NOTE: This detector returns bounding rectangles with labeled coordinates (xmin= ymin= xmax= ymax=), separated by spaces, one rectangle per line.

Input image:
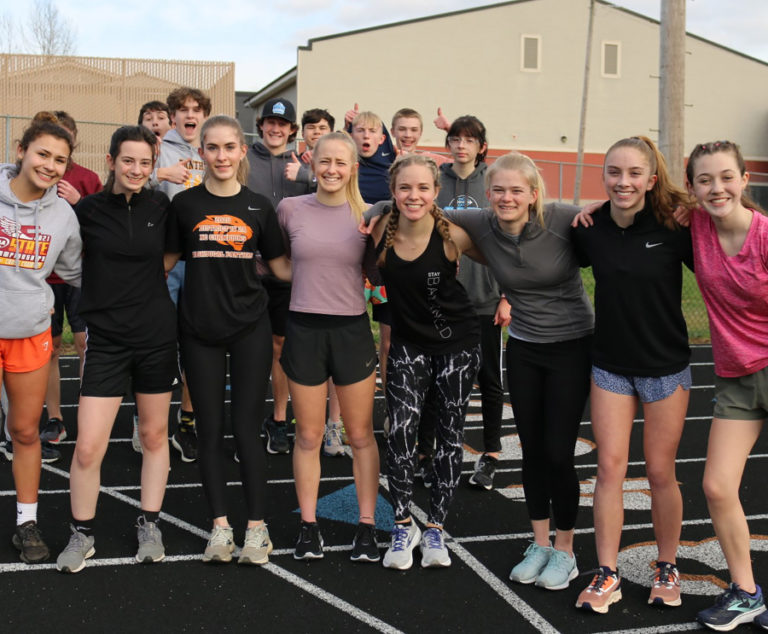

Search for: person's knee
xmin=295 ymin=424 xmax=323 ymax=451
xmin=9 ymin=425 xmax=39 ymax=446
xmin=74 ymin=438 xmax=104 ymax=470
xmin=596 ymin=452 xmax=628 ymax=484
xmin=140 ymin=423 xmax=168 ymax=453
xmin=346 ymin=422 xmax=374 ymax=450
xmin=646 ymin=460 xmax=678 ymax=492
xmin=702 ymin=471 xmax=733 ymax=506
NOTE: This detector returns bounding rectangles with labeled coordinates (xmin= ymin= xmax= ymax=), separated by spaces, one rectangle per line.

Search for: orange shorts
xmin=0 ymin=329 xmax=53 ymax=373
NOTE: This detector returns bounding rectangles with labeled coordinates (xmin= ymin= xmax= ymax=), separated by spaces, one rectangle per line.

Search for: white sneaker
xmin=382 ymin=521 xmax=421 ymax=570
xmin=322 ymin=420 xmax=345 ymax=457
xmin=420 ymin=527 xmax=451 ymax=568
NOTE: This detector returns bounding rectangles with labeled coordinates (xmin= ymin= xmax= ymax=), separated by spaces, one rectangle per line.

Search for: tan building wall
xmin=1 ymin=54 xmax=235 ymax=177
xmin=294 ymin=0 xmax=768 ymax=198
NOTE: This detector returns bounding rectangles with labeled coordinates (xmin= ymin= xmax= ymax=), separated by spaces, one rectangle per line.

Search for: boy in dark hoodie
xmin=419 ymin=115 xmax=507 ymax=491
xmin=247 ymin=98 xmax=314 ymax=454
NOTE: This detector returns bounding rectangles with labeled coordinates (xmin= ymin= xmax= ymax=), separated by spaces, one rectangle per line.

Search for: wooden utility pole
xmin=573 ymin=0 xmax=595 ymax=205
xmin=658 ymin=0 xmax=686 ymax=185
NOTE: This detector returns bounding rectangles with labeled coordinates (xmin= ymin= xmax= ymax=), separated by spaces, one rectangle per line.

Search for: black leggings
xmin=506 ymin=335 xmax=591 ymax=531
xmin=181 ymin=319 xmax=272 ymax=521
xmin=418 ymin=315 xmax=504 ymax=455
xmin=386 ymin=340 xmax=481 ymax=526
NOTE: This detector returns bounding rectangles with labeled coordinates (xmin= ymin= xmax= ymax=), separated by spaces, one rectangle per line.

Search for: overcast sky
xmin=1 ymin=0 xmax=766 ymax=92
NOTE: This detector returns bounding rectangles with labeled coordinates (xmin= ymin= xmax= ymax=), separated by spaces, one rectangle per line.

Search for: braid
xmin=377 ymin=206 xmax=401 ymax=267
xmin=430 ymin=204 xmax=459 ymax=261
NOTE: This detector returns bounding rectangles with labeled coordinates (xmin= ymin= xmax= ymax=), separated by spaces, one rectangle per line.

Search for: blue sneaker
xmin=509 ymin=542 xmax=552 ymax=584
xmin=535 ymin=549 xmax=578 ymax=590
xmin=382 ymin=521 xmax=421 ymax=570
xmin=697 ymin=583 xmax=765 ymax=631
xmin=756 ymin=607 xmax=768 ymax=630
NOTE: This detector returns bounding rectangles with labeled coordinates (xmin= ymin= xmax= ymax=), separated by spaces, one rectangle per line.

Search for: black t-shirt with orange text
xmin=166 ymin=184 xmax=285 ymax=344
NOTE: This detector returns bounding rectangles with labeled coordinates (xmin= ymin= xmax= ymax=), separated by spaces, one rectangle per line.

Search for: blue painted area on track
xmin=295 ymin=485 xmax=395 ymax=530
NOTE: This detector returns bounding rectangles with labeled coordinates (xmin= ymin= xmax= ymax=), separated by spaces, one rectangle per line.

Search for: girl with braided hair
xmin=369 ymin=154 xmax=482 ymax=570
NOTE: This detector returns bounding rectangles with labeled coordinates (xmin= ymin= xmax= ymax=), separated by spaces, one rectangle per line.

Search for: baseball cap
xmin=260 ymin=98 xmax=296 ymax=124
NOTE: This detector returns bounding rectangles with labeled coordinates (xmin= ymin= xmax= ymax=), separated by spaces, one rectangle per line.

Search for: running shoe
xmin=469 ymin=454 xmax=497 ymax=490
xmin=648 ymin=561 xmax=681 ymax=606
xmin=171 ymin=409 xmax=197 ymax=463
xmin=40 ymin=417 xmax=67 ymax=443
xmin=294 ymin=521 xmax=324 ymax=560
xmin=576 ymin=567 xmax=622 ymax=613
xmin=41 ymin=441 xmax=61 ymax=464
xmin=509 ymin=542 xmax=552 ymax=584
xmin=263 ymin=415 xmax=291 ymax=455
xmin=202 ymin=525 xmax=234 ymax=563
xmin=755 ymin=607 xmax=768 ymax=630
xmin=350 ymin=522 xmax=380 ymax=563
xmin=535 ymin=549 xmax=578 ymax=590
xmin=56 ymin=525 xmax=94 ymax=573
xmin=239 ymin=523 xmax=273 ymax=565
xmin=13 ymin=520 xmax=50 ymax=564
xmin=322 ymin=420 xmax=345 ymax=457
xmin=420 ymin=527 xmax=451 ymax=568
xmin=136 ymin=516 xmax=164 ymax=564
xmin=382 ymin=521 xmax=421 ymax=570
xmin=131 ymin=412 xmax=142 ymax=454
xmin=697 ymin=583 xmax=765 ymax=631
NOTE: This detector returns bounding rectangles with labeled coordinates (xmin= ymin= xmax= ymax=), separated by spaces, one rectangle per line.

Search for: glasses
xmin=447 ymin=136 xmax=479 ymax=145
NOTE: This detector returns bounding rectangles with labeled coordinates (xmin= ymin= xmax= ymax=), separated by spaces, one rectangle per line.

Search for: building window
xmin=602 ymin=41 xmax=621 ymax=77
xmin=521 ymin=35 xmax=541 ymax=72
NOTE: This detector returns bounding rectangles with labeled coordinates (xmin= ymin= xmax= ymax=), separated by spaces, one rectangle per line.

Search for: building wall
xmin=295 ymin=0 xmax=768 ymax=197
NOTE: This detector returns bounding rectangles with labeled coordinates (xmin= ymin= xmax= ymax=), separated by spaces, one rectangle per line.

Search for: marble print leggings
xmin=386 ymin=340 xmax=481 ymax=526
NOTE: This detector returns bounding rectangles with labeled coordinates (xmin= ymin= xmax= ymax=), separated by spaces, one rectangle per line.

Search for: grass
xmin=579 ymin=267 xmax=710 ymax=343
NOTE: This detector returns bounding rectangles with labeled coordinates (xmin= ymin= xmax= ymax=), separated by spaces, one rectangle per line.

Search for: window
xmin=602 ymin=41 xmax=621 ymax=77
xmin=521 ymin=35 xmax=541 ymax=72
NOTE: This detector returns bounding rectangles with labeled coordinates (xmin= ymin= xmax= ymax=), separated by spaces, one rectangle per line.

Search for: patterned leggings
xmin=386 ymin=340 xmax=481 ymax=526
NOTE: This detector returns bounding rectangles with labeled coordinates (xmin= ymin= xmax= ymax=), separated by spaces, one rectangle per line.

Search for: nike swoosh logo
xmin=147 ymin=222 xmax=154 ymax=227
xmin=381 ymin=152 xmax=390 ymax=157
xmin=645 ymin=242 xmax=663 ymax=248
xmin=248 ymin=206 xmax=261 ymax=211
xmin=366 ymin=358 xmax=375 ymax=368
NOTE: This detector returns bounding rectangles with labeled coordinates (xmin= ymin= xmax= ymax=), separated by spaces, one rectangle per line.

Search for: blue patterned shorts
xmin=592 ymin=365 xmax=691 ymax=403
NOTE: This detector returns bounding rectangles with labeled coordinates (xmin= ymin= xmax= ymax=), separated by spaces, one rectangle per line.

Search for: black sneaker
xmin=350 ymin=522 xmax=380 ymax=562
xmin=469 ymin=454 xmax=498 ymax=490
xmin=294 ymin=522 xmax=324 ymax=560
xmin=40 ymin=417 xmax=67 ymax=443
xmin=264 ymin=416 xmax=290 ymax=455
xmin=41 ymin=441 xmax=61 ymax=464
xmin=12 ymin=520 xmax=50 ymax=564
xmin=171 ymin=410 xmax=197 ymax=463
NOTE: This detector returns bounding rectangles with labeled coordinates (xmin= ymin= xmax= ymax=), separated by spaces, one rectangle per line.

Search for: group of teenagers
xmin=0 ymin=86 xmax=767 ymax=632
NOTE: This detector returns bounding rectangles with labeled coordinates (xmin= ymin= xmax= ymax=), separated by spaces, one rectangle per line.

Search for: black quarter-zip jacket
xmin=572 ymin=199 xmax=693 ymax=377
xmin=75 ymin=188 xmax=176 ymax=347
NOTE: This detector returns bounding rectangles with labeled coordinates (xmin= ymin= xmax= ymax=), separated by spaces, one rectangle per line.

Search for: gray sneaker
xmin=420 ymin=527 xmax=451 ymax=568
xmin=238 ymin=523 xmax=273 ymax=565
xmin=322 ymin=421 xmax=345 ymax=457
xmin=56 ymin=525 xmax=95 ymax=573
xmin=136 ymin=516 xmax=165 ymax=563
xmin=382 ymin=521 xmax=421 ymax=570
xmin=203 ymin=525 xmax=234 ymax=563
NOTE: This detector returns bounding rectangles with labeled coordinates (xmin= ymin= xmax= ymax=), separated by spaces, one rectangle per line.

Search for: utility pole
xmin=573 ymin=0 xmax=595 ymax=206
xmin=658 ymin=0 xmax=686 ymax=185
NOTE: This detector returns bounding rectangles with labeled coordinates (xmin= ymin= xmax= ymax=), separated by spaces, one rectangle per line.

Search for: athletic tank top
xmin=379 ymin=226 xmax=479 ymax=354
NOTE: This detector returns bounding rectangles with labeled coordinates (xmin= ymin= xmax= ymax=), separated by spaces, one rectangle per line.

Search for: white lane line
xmin=595 ymin=623 xmax=700 ymax=633
xmin=263 ymin=563 xmax=404 ymax=634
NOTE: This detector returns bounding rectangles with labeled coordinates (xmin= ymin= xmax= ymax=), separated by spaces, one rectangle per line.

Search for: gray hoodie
xmin=0 ymin=164 xmax=82 ymax=338
xmin=155 ymin=129 xmax=205 ymax=200
xmin=247 ymin=142 xmax=315 ymax=209
xmin=436 ymin=162 xmax=500 ymax=314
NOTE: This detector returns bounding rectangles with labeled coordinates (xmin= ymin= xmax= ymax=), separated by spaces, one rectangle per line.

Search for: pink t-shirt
xmin=691 ymin=207 xmax=768 ymax=377
xmin=277 ymin=194 xmax=372 ymax=316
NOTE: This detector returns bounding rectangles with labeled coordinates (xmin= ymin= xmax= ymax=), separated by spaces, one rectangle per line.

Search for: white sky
xmin=1 ymin=0 xmax=766 ymax=92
